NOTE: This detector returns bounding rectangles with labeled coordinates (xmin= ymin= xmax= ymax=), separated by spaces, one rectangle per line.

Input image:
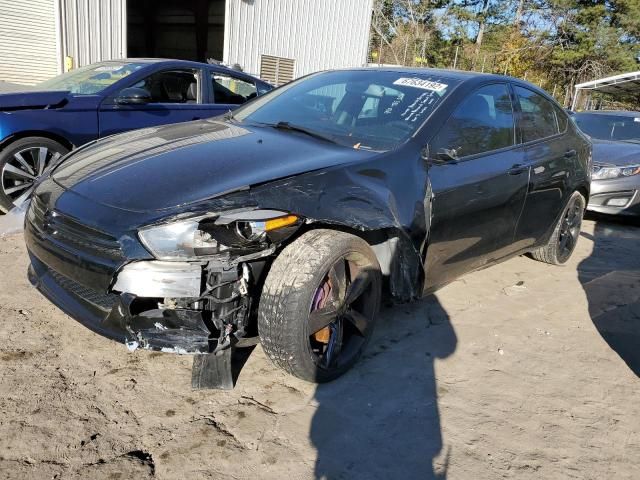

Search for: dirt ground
xmin=0 ymin=216 xmax=638 ymax=480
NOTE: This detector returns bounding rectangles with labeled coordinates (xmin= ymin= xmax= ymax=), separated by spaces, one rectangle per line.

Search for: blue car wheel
xmin=0 ymin=137 xmax=69 ymax=213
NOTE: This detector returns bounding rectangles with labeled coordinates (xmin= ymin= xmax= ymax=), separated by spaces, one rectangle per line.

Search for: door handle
xmin=564 ymin=149 xmax=577 ymax=158
xmin=508 ymin=163 xmax=527 ymax=175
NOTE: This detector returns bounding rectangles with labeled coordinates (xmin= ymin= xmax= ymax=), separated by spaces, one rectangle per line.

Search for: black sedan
xmin=25 ymin=68 xmax=591 ymax=383
xmin=572 ymin=110 xmax=640 ymax=216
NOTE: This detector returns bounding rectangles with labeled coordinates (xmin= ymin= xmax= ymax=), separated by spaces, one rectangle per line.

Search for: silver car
xmin=573 ymin=110 xmax=640 ymax=216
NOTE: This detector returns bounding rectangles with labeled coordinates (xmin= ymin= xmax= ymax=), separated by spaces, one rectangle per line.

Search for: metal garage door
xmin=0 ymin=0 xmax=60 ymax=85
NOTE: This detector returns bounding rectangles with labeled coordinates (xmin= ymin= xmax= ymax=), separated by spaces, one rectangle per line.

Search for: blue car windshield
xmin=233 ymin=70 xmax=460 ymax=151
xmin=574 ymin=113 xmax=640 ymax=143
xmin=36 ymin=62 xmax=146 ymax=95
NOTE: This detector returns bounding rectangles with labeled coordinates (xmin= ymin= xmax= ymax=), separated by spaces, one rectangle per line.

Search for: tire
xmin=0 ymin=137 xmax=69 ymax=213
xmin=530 ymin=191 xmax=585 ymax=265
xmin=258 ymin=229 xmax=382 ymax=383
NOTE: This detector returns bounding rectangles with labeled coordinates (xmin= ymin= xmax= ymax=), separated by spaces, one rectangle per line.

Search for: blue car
xmin=0 ymin=59 xmax=272 ymax=212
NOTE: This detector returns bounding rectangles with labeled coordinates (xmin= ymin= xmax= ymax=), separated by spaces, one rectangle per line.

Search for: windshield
xmin=36 ymin=62 xmax=146 ymax=95
xmin=233 ymin=70 xmax=460 ymax=151
xmin=573 ymin=113 xmax=640 ymax=143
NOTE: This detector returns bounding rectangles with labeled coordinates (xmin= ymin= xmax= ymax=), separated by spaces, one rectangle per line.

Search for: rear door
xmin=424 ymin=83 xmax=529 ymax=290
xmin=205 ymin=68 xmax=261 ymax=117
xmin=511 ymin=86 xmax=576 ymax=247
xmin=98 ymin=67 xmax=212 ymax=136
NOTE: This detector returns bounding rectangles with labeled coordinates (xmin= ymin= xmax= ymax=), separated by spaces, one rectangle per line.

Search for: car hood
xmin=51 ymin=119 xmax=375 ymax=213
xmin=0 ymin=89 xmax=70 ymax=110
xmin=592 ymin=139 xmax=640 ymax=167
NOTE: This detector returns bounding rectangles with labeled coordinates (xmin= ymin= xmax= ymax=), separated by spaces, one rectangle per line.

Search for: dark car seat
xmin=162 ymin=76 xmax=185 ymax=102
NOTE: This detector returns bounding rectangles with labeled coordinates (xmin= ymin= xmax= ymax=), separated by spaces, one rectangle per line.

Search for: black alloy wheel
xmin=308 ymin=253 xmax=379 ymax=371
xmin=258 ymin=229 xmax=382 ymax=383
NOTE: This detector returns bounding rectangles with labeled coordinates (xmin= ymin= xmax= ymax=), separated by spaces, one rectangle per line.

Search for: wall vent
xmin=260 ymin=55 xmax=295 ymax=86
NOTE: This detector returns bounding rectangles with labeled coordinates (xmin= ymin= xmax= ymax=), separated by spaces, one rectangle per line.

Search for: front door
xmin=98 ymin=68 xmax=213 ymax=137
xmin=423 ymin=83 xmax=529 ymax=291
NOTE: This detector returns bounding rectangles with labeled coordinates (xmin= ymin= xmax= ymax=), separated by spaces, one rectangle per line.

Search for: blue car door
xmin=98 ymin=67 xmax=215 ymax=137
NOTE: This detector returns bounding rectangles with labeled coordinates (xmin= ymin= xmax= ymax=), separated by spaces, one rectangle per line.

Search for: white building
xmin=0 ymin=0 xmax=373 ymax=86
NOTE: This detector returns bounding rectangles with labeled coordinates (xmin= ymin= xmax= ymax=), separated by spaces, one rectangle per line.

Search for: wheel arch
xmin=576 ymin=183 xmax=590 ymax=204
xmin=281 ymin=222 xmax=424 ymax=300
xmin=0 ymin=131 xmax=74 ymax=152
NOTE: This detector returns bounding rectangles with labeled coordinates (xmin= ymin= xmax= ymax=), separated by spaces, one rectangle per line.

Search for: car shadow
xmin=310 ymin=294 xmax=457 ymax=480
xmin=578 ymin=212 xmax=640 ymax=377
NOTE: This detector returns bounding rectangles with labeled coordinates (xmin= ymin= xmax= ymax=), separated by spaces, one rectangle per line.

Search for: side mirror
xmin=115 ymin=87 xmax=152 ymax=105
xmin=422 ymin=145 xmax=459 ymax=165
xmin=435 ymin=148 xmax=459 ymax=163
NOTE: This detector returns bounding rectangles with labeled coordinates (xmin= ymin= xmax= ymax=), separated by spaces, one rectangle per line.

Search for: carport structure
xmin=572 ymin=70 xmax=640 ymax=110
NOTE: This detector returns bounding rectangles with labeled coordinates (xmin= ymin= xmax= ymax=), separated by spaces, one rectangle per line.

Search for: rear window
xmin=233 ymin=70 xmax=461 ymax=151
xmin=211 ymin=72 xmax=257 ymax=104
xmin=514 ymin=86 xmax=560 ymax=142
xmin=573 ymin=113 xmax=640 ymax=142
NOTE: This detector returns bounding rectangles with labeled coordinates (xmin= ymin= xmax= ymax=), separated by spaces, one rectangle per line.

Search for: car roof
xmin=92 ymin=58 xmax=269 ymax=83
xmin=342 ymin=66 xmax=517 ymax=82
xmin=574 ymin=110 xmax=640 ymax=117
xmin=325 ymin=67 xmax=553 ymax=98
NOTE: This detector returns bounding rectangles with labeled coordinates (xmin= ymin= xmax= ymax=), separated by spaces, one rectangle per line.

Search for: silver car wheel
xmin=1 ymin=146 xmax=62 ymax=207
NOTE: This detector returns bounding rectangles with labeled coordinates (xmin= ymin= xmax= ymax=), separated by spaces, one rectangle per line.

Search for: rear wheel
xmin=531 ymin=191 xmax=585 ymax=265
xmin=258 ymin=229 xmax=382 ymax=383
xmin=0 ymin=137 xmax=68 ymax=213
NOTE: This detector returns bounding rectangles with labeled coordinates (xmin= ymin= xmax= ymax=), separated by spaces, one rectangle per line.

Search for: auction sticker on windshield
xmin=393 ymin=78 xmax=448 ymax=93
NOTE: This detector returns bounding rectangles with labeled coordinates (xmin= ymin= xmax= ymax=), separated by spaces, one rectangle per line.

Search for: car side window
xmin=256 ymin=83 xmax=272 ymax=95
xmin=211 ymin=72 xmax=257 ymax=104
xmin=430 ymin=83 xmax=515 ymax=159
xmin=130 ymin=69 xmax=200 ymax=104
xmin=514 ymin=86 xmax=559 ymax=142
xmin=554 ymin=105 xmax=569 ymax=133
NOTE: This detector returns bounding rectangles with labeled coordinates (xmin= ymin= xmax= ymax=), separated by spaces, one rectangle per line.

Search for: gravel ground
xmin=0 ymin=216 xmax=638 ymax=480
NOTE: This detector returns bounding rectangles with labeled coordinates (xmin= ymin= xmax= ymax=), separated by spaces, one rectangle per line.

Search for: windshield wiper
xmin=268 ymin=121 xmax=338 ymax=144
xmin=223 ymin=109 xmax=235 ymax=121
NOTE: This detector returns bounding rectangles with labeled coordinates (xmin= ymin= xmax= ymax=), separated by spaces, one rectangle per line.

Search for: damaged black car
xmin=25 ymin=68 xmax=591 ymax=383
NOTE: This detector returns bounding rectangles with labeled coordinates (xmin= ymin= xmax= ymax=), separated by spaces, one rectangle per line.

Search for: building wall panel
xmin=224 ymin=0 xmax=373 ymax=81
xmin=61 ymin=0 xmax=126 ymax=70
xmin=0 ymin=0 xmax=59 ymax=85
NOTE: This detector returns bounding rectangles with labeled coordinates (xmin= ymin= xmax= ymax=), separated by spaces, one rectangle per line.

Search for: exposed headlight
xmin=592 ymin=164 xmax=640 ymax=180
xmin=139 ymin=210 xmax=301 ymax=261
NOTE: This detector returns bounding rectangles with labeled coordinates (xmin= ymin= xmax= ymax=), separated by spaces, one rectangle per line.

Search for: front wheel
xmin=530 ymin=191 xmax=585 ymax=265
xmin=0 ymin=137 xmax=69 ymax=213
xmin=258 ymin=229 xmax=382 ymax=383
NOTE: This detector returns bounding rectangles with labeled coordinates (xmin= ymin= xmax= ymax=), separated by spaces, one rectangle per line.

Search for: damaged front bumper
xmin=28 ymin=253 xmax=264 ymax=354
xmin=23 ymin=196 xmax=285 ymax=355
xmin=27 ymin=253 xmax=249 ymax=354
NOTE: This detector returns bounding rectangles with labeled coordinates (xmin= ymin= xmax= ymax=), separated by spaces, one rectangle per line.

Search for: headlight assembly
xmin=139 ymin=210 xmax=301 ymax=261
xmin=592 ymin=164 xmax=640 ymax=180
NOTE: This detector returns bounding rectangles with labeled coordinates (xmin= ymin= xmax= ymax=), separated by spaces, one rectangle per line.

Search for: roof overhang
xmin=573 ymin=71 xmax=640 ymax=109
xmin=575 ymin=70 xmax=640 ymax=95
